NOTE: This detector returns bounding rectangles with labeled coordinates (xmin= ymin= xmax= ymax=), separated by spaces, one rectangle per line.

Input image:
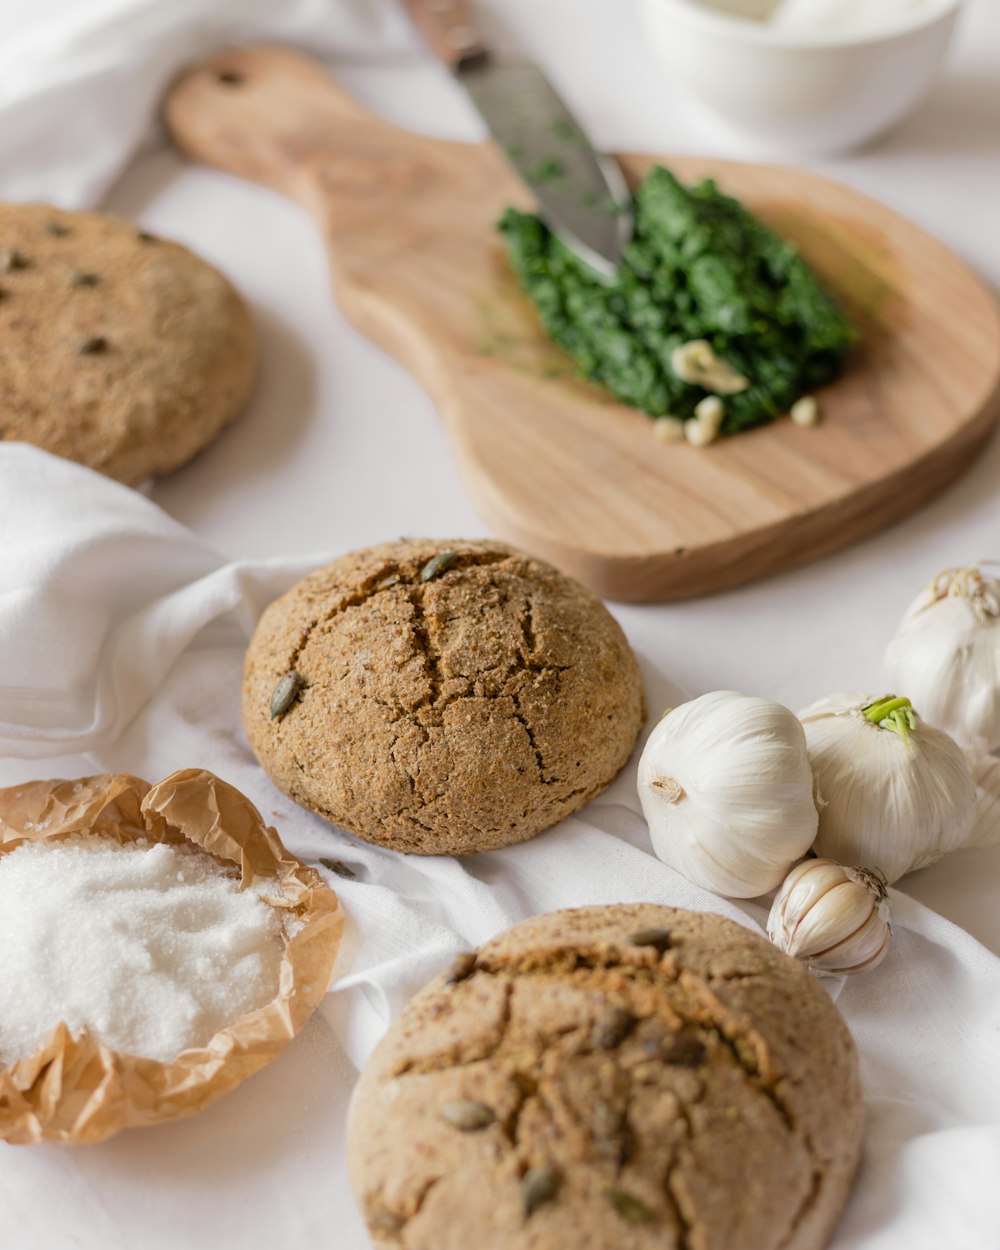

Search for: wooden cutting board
xmin=165 ymin=46 xmax=1000 ymax=603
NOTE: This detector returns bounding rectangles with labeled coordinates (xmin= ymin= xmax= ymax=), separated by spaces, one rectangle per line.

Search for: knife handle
xmin=402 ymin=0 xmax=487 ymax=70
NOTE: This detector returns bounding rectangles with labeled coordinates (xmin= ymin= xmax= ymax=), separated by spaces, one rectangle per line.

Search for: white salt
xmin=0 ymin=837 xmax=285 ymax=1066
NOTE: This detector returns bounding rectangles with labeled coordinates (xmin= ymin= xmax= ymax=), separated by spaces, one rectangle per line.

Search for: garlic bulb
xmin=767 ymin=858 xmax=891 ymax=976
xmin=885 ymin=566 xmax=1000 ymax=752
xmin=637 ymin=691 xmax=819 ymax=898
xmin=799 ymin=692 xmax=976 ymax=884
xmin=965 ymin=751 xmax=1000 ymax=851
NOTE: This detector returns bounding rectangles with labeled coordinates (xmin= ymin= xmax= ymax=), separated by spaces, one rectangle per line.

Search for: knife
xmin=402 ymin=0 xmax=633 ymax=277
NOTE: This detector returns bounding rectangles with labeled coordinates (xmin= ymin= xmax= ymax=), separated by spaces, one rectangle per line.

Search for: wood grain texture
xmin=164 ymin=47 xmax=1000 ymax=602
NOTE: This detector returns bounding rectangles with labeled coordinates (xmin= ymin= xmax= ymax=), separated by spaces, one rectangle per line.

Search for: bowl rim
xmin=638 ymin=0 xmax=964 ymax=48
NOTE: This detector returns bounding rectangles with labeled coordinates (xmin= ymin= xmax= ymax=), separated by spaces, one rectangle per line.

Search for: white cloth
xmin=0 ymin=0 xmax=416 ymax=207
xmin=2 ymin=444 xmax=1000 ymax=1250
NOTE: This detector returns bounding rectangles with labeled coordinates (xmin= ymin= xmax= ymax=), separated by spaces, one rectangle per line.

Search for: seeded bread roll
xmin=347 ymin=904 xmax=864 ymax=1250
xmin=242 ymin=539 xmax=644 ymax=855
xmin=0 ymin=203 xmax=255 ymax=483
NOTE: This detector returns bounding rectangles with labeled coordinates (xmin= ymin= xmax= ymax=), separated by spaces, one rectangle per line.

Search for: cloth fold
xmin=0 ymin=447 xmax=318 ymax=755
xmin=0 ymin=0 xmax=416 ymax=208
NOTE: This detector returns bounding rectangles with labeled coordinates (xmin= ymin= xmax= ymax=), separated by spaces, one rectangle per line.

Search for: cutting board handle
xmin=401 ymin=0 xmax=486 ymax=69
xmin=164 ymin=46 xmax=404 ymax=201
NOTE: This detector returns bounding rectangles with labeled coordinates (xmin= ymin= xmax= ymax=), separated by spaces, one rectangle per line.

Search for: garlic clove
xmin=815 ymin=907 xmax=890 ymax=974
xmin=775 ymin=858 xmax=848 ymax=918
xmin=785 ymin=881 xmax=874 ymax=957
xmin=767 ymin=858 xmax=891 ymax=976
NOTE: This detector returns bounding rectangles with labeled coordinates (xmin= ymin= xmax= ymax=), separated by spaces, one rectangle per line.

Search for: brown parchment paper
xmin=0 ymin=769 xmax=344 ymax=1145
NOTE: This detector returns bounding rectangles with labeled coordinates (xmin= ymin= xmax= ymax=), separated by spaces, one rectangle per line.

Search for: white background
xmin=2 ymin=1 xmax=1000 ymax=1247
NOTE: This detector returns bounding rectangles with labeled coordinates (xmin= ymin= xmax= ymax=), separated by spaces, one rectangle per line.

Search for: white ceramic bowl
xmin=636 ymin=0 xmax=964 ymax=152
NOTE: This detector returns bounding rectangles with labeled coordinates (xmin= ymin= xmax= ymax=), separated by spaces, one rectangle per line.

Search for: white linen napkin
xmin=0 ymin=0 xmax=415 ymax=208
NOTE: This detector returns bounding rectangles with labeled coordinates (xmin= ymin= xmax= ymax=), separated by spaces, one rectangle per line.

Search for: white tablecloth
xmin=1 ymin=2 xmax=1000 ymax=1247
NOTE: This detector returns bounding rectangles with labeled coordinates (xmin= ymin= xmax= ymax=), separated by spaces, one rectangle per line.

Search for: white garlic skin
xmin=767 ymin=858 xmax=891 ymax=976
xmin=885 ymin=567 xmax=1000 ymax=753
xmin=637 ymin=691 xmax=819 ymax=898
xmin=799 ymin=692 xmax=977 ymax=885
xmin=960 ymin=751 xmax=1000 ymax=852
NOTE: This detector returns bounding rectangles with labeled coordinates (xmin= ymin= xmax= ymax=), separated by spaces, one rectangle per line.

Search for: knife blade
xmin=402 ymin=0 xmax=633 ymax=277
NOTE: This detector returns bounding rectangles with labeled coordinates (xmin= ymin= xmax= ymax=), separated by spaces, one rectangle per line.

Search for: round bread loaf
xmin=347 ymin=904 xmax=864 ymax=1250
xmin=0 ymin=203 xmax=255 ymax=483
xmin=242 ymin=539 xmax=644 ymax=855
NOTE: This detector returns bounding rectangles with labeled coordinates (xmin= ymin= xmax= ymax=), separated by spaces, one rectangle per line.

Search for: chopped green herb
xmin=551 ymin=118 xmax=575 ymax=140
xmin=529 ymin=156 xmax=565 ymax=186
xmin=497 ymin=166 xmax=856 ymax=434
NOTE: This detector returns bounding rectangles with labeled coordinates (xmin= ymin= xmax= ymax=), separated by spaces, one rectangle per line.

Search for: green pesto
xmin=497 ymin=166 xmax=856 ymax=433
xmin=530 ymin=155 xmax=566 ymax=185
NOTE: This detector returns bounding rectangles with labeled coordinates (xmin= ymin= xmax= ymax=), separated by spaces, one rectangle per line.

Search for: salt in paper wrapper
xmin=0 ymin=769 xmax=344 ymax=1145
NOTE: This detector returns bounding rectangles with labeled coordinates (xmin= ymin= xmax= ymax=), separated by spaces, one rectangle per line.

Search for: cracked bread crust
xmin=242 ymin=539 xmax=644 ymax=855
xmin=0 ymin=203 xmax=256 ymax=484
xmin=347 ymin=904 xmax=864 ymax=1250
